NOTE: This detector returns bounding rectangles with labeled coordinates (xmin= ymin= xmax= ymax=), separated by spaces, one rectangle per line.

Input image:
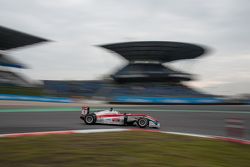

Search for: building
xmin=0 ymin=25 xmax=48 ymax=94
xmin=45 ymin=41 xmax=223 ymax=104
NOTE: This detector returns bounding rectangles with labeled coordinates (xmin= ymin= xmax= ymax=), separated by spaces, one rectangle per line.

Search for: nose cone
xmin=149 ymin=120 xmax=160 ymax=128
xmin=156 ymin=122 xmax=160 ymax=128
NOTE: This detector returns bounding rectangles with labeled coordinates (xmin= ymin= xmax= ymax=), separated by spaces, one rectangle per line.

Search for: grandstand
xmin=43 ymin=80 xmax=104 ymax=97
xmin=0 ymin=26 xmax=48 ymax=94
xmin=100 ymin=41 xmax=214 ymax=103
xmin=0 ymin=26 xmax=225 ymax=104
xmin=44 ymin=41 xmax=220 ymax=104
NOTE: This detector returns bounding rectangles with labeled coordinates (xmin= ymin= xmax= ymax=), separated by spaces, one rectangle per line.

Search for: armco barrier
xmin=0 ymin=94 xmax=73 ymax=103
xmin=113 ymin=96 xmax=224 ymax=104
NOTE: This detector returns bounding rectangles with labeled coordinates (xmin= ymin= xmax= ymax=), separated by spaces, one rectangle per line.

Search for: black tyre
xmin=137 ymin=118 xmax=148 ymax=128
xmin=84 ymin=114 xmax=96 ymax=125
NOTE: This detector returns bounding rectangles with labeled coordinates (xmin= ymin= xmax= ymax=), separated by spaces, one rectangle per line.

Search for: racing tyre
xmin=137 ymin=118 xmax=148 ymax=128
xmin=84 ymin=114 xmax=96 ymax=125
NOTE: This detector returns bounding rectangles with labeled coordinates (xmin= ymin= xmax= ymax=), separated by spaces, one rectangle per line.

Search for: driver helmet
xmin=82 ymin=105 xmax=89 ymax=115
xmin=82 ymin=105 xmax=89 ymax=110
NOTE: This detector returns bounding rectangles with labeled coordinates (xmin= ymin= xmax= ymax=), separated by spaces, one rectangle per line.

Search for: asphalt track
xmin=0 ymin=105 xmax=249 ymax=139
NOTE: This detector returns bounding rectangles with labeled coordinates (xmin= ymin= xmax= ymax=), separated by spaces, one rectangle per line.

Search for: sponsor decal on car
xmin=112 ymin=118 xmax=120 ymax=122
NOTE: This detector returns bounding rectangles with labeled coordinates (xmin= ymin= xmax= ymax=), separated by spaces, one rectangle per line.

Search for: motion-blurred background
xmin=0 ymin=0 xmax=250 ymax=104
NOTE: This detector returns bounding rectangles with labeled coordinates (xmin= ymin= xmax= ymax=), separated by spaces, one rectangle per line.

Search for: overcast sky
xmin=0 ymin=0 xmax=250 ymax=96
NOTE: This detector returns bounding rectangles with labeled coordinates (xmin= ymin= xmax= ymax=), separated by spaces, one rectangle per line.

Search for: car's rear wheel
xmin=137 ymin=118 xmax=148 ymax=128
xmin=84 ymin=114 xmax=96 ymax=125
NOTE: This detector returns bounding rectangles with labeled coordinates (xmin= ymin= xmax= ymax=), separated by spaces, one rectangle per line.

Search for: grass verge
xmin=0 ymin=131 xmax=249 ymax=167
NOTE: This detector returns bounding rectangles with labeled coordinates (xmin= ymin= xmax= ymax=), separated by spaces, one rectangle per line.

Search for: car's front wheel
xmin=137 ymin=118 xmax=148 ymax=128
xmin=84 ymin=114 xmax=96 ymax=125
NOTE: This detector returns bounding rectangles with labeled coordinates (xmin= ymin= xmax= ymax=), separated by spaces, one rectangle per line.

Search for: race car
xmin=80 ymin=106 xmax=160 ymax=128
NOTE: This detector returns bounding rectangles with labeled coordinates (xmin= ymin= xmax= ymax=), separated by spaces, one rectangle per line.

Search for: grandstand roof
xmin=100 ymin=41 xmax=205 ymax=62
xmin=0 ymin=25 xmax=48 ymax=50
xmin=0 ymin=53 xmax=25 ymax=68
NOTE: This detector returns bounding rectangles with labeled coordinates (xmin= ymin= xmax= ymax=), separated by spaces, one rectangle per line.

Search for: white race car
xmin=80 ymin=107 xmax=160 ymax=128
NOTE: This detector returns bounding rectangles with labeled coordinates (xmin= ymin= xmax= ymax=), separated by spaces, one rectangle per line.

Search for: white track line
xmin=0 ymin=128 xmax=249 ymax=144
xmin=160 ymin=131 xmax=213 ymax=138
